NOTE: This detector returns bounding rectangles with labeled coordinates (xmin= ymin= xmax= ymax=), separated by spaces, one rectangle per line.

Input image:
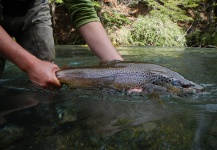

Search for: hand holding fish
xmin=28 ymin=59 xmax=61 ymax=89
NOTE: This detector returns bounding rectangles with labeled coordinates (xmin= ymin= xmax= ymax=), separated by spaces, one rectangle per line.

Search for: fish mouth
xmin=167 ymin=83 xmax=205 ymax=97
xmin=194 ymin=84 xmax=205 ymax=91
xmin=178 ymin=80 xmax=205 ymax=93
xmin=188 ymin=83 xmax=205 ymax=93
xmin=178 ymin=85 xmax=205 ymax=97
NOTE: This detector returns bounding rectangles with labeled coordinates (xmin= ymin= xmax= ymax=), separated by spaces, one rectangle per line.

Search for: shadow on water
xmin=0 ymin=46 xmax=217 ymax=149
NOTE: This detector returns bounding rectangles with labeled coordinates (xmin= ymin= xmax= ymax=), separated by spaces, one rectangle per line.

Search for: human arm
xmin=0 ymin=26 xmax=61 ymax=88
xmin=63 ymin=0 xmax=123 ymax=61
xmin=79 ymin=22 xmax=123 ymax=60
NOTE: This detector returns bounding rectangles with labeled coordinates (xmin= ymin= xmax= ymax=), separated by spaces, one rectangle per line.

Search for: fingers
xmin=28 ymin=61 xmax=62 ymax=89
xmin=44 ymin=63 xmax=61 ymax=89
xmin=43 ymin=73 xmax=62 ymax=89
xmin=48 ymin=77 xmax=62 ymax=89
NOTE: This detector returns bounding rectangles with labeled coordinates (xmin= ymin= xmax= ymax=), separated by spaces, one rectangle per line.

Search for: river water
xmin=0 ymin=46 xmax=217 ymax=149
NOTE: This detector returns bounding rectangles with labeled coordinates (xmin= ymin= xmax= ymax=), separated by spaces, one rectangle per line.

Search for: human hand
xmin=27 ymin=59 xmax=61 ymax=89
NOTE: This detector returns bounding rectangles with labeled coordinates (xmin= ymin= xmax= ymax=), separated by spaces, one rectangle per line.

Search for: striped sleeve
xmin=63 ymin=0 xmax=100 ymax=29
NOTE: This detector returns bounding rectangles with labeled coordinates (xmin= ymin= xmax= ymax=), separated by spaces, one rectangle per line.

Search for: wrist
xmin=20 ymin=54 xmax=40 ymax=74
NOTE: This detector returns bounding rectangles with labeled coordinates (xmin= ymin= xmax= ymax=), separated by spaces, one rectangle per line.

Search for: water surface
xmin=0 ymin=46 xmax=217 ymax=149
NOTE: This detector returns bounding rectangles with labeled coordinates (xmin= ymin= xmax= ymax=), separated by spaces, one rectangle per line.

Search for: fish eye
xmin=181 ymin=84 xmax=191 ymax=88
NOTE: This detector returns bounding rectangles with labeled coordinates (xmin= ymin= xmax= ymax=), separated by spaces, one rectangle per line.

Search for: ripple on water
xmin=0 ymin=46 xmax=217 ymax=149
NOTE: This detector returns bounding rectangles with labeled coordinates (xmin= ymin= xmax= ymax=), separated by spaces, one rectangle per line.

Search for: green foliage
xmin=108 ymin=26 xmax=133 ymax=46
xmin=107 ymin=12 xmax=186 ymax=47
xmin=101 ymin=12 xmax=130 ymax=28
xmin=130 ymin=14 xmax=186 ymax=46
xmin=143 ymin=0 xmax=204 ymax=22
xmin=92 ymin=0 xmax=101 ymax=10
xmin=186 ymin=29 xmax=217 ymax=46
xmin=49 ymin=0 xmax=63 ymax=3
xmin=51 ymin=0 xmax=215 ymax=47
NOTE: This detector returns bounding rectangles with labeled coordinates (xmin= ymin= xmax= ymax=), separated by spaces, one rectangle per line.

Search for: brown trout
xmin=56 ymin=61 xmax=204 ymax=96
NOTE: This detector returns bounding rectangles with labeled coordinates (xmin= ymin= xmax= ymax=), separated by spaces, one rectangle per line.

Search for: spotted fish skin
xmin=56 ymin=62 xmax=204 ymax=96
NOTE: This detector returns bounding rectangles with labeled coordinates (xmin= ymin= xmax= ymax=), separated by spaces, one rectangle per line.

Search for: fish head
xmin=150 ymin=74 xmax=204 ymax=97
xmin=169 ymin=78 xmax=204 ymax=96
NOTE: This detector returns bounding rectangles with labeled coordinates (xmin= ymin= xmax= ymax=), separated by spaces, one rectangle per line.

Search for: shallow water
xmin=0 ymin=46 xmax=217 ymax=149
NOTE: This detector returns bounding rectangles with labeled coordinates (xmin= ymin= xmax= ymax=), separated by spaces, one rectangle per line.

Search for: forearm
xmin=63 ymin=0 xmax=123 ymax=60
xmin=0 ymin=26 xmax=61 ymax=88
xmin=79 ymin=22 xmax=123 ymax=61
xmin=0 ymin=26 xmax=38 ymax=72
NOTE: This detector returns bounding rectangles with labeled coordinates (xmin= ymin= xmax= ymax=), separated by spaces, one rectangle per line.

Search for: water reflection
xmin=0 ymin=46 xmax=217 ymax=149
xmin=0 ymin=87 xmax=39 ymax=125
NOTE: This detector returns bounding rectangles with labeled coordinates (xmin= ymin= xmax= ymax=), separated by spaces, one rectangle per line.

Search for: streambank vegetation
xmin=51 ymin=0 xmax=217 ymax=47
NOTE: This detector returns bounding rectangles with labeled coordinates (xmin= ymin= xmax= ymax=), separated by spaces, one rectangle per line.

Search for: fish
xmin=56 ymin=61 xmax=204 ymax=96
